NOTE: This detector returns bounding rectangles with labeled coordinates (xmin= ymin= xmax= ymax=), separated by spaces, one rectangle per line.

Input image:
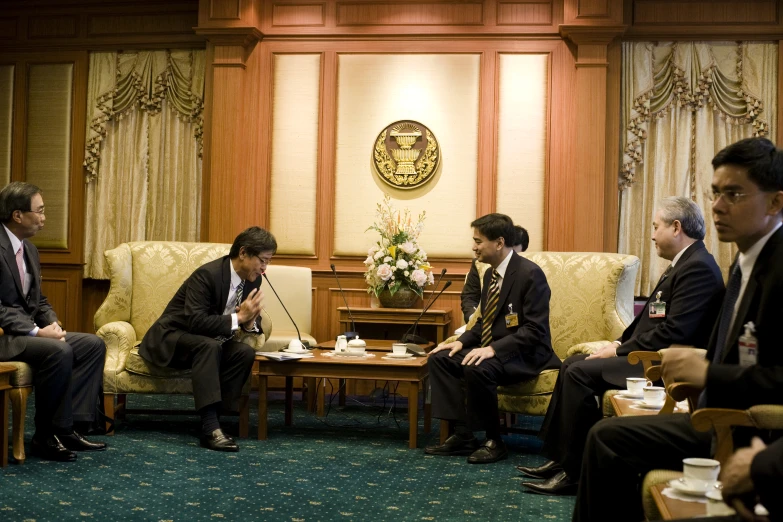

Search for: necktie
xmin=16 ymin=244 xmax=25 ymax=288
xmin=658 ymin=264 xmax=673 ymax=284
xmin=480 ymin=270 xmax=500 ymax=347
xmin=217 ymin=281 xmax=245 ymax=343
xmin=235 ymin=281 xmax=245 ymax=309
xmin=712 ymin=264 xmax=742 ymax=364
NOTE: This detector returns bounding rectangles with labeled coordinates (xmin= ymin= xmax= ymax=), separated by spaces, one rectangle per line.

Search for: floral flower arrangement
xmin=364 ymin=195 xmax=435 ymax=298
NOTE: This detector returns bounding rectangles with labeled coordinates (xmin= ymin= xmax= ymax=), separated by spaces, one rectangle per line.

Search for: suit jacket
xmin=458 ymin=252 xmax=560 ymax=381
xmin=0 ymin=229 xmax=58 ymax=360
xmin=460 ymin=260 xmax=482 ymax=323
xmin=139 ymin=256 xmax=262 ymax=367
xmin=603 ymin=241 xmax=724 ymax=385
xmin=704 ymin=226 xmax=783 ymax=410
xmin=751 ymin=437 xmax=783 ymax=520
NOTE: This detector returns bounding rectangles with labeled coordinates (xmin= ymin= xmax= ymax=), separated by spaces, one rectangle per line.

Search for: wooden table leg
xmin=1 ymin=390 xmax=8 ymax=467
xmin=422 ymin=377 xmax=431 ymax=434
xmin=257 ymin=376 xmax=268 ymax=440
xmin=408 ymin=381 xmax=419 ymax=449
xmin=238 ymin=394 xmax=249 ymax=438
xmin=316 ymin=378 xmax=325 ymax=417
xmin=305 ymin=377 xmax=316 ymax=413
xmin=338 ymin=378 xmax=346 ymax=406
xmin=285 ymin=377 xmax=293 ymax=426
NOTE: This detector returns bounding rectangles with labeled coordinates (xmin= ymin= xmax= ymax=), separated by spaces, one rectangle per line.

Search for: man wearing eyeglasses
xmin=0 ymin=181 xmax=107 ymax=462
xmin=572 ymin=137 xmax=783 ymax=522
xmin=139 ymin=226 xmax=274 ymax=451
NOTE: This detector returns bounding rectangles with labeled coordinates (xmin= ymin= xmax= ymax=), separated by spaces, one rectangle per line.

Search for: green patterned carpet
xmin=1 ymin=391 xmax=576 ymax=521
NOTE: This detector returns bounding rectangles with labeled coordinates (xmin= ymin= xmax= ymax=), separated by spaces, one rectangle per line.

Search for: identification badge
xmin=505 ymin=304 xmax=519 ymax=328
xmin=649 ymin=291 xmax=666 ymax=318
xmin=738 ymin=321 xmax=758 ymax=367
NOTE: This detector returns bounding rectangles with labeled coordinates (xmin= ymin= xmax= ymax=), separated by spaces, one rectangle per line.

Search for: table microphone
xmin=402 ymin=268 xmax=446 ymax=341
xmin=262 ymin=273 xmax=311 ymax=349
xmin=330 ymin=263 xmax=358 ymax=338
xmin=401 ymin=280 xmax=452 ymax=356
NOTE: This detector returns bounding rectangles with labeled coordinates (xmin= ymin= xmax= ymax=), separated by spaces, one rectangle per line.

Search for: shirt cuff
xmin=242 ymin=323 xmax=260 ymax=334
xmin=231 ymin=313 xmax=239 ymax=331
xmin=29 ymin=326 xmax=39 ymax=336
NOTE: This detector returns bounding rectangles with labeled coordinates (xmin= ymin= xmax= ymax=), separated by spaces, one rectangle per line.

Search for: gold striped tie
xmin=480 ymin=269 xmax=500 ymax=347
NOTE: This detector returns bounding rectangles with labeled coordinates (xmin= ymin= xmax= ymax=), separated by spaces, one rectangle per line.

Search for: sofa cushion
xmin=124 ymin=346 xmax=192 ymax=378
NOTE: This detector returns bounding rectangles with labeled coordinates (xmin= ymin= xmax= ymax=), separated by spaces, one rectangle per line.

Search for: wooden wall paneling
xmin=546 ymin=41 xmax=577 ymax=251
xmin=603 ymin=38 xmax=621 ymax=253
xmin=272 ymin=3 xmax=327 ymax=26
xmin=564 ymin=0 xmax=623 ymax=23
xmin=82 ymin=278 xmax=110 ymax=334
xmin=41 ymin=266 xmax=83 ymax=333
xmin=0 ymin=17 xmax=19 ymax=40
xmin=497 ymin=2 xmax=555 ymax=26
xmin=335 ymin=2 xmax=484 ymax=26
xmin=245 ymin=38 xmax=269 ymax=231
xmin=476 ymin=51 xmax=498 ymax=218
xmin=779 ymin=41 xmax=783 ymax=148
xmin=315 ymin=51 xmax=335 ymax=263
xmin=199 ymin=0 xmax=261 ymax=28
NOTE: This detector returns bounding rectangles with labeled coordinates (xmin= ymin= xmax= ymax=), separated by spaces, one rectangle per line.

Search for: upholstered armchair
xmin=94 ymin=242 xmax=275 ymax=438
xmin=3 ymin=354 xmax=33 ymax=464
xmin=443 ymin=252 xmax=640 ymax=432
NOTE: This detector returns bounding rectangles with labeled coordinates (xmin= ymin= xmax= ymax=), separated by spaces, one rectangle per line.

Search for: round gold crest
xmin=372 ymin=120 xmax=440 ymax=189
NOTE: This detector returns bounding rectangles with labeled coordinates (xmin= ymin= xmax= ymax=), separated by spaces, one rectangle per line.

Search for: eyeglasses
xmin=256 ymin=255 xmax=272 ymax=266
xmin=22 ymin=207 xmax=45 ymax=215
xmin=709 ymin=190 xmax=752 ymax=206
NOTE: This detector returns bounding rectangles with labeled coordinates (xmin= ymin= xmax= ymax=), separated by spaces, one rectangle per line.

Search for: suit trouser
xmin=572 ymin=413 xmax=712 ymax=522
xmin=538 ymin=354 xmax=619 ymax=477
xmin=8 ymin=332 xmax=106 ymax=434
xmin=429 ymin=349 xmax=516 ymax=435
xmin=170 ymin=333 xmax=255 ymax=411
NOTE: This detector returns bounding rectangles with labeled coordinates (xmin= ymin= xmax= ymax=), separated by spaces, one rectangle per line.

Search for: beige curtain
xmin=619 ymin=42 xmax=777 ymax=295
xmin=83 ymin=50 xmax=205 ymax=279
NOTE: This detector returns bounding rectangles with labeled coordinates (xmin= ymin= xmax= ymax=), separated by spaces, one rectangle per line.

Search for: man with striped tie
xmin=140 ymin=227 xmax=274 ymax=451
xmin=426 ymin=214 xmax=560 ymax=464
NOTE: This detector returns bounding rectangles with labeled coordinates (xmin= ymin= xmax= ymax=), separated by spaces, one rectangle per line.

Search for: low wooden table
xmin=650 ymin=482 xmax=707 ymax=519
xmin=610 ymin=394 xmax=687 ymax=417
xmin=0 ymin=363 xmax=17 ymax=467
xmin=338 ymin=306 xmax=452 ymax=344
xmin=253 ymin=349 xmax=429 ymax=448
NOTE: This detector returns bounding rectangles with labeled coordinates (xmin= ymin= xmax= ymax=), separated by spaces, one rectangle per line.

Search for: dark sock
xmin=454 ymin=423 xmax=474 ymax=440
xmin=485 ymin=429 xmax=502 ymax=443
xmin=199 ymin=404 xmax=220 ymax=436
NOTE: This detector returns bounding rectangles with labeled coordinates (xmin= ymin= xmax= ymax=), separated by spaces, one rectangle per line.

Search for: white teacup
xmin=392 ymin=343 xmax=407 ymax=355
xmin=626 ymin=377 xmax=650 ymax=397
xmin=642 ymin=385 xmax=666 ymax=406
xmin=335 ymin=335 xmax=348 ymax=352
xmin=683 ymin=458 xmax=720 ymax=484
xmin=287 ymin=339 xmax=306 ymax=352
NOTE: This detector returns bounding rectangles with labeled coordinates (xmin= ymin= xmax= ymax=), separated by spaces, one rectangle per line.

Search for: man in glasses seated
xmin=140 ymin=227 xmax=274 ymax=452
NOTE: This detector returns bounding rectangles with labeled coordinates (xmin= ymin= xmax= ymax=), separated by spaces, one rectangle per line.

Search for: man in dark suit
xmin=140 ymin=226 xmax=274 ymax=452
xmin=522 ymin=196 xmax=724 ymax=494
xmin=572 ymin=137 xmax=783 ymax=522
xmin=426 ymin=214 xmax=560 ymax=464
xmin=0 ymin=182 xmax=106 ymax=462
xmin=461 ymin=225 xmax=529 ymax=323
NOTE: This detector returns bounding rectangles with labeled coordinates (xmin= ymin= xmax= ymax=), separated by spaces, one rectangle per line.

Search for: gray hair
xmin=0 ymin=181 xmax=41 ymax=223
xmin=657 ymin=196 xmax=706 ymax=240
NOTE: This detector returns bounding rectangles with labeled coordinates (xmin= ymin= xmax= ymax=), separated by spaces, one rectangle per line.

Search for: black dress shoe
xmin=60 ymin=431 xmax=107 ymax=452
xmin=522 ymin=470 xmax=578 ymax=495
xmin=517 ymin=459 xmax=563 ymax=479
xmin=467 ymin=439 xmax=508 ymax=464
xmin=424 ymin=434 xmax=479 ymax=456
xmin=30 ymin=434 xmax=77 ymax=462
xmin=200 ymin=429 xmax=239 ymax=452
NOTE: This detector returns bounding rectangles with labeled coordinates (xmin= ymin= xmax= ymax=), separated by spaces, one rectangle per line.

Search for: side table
xmin=338 ymin=306 xmax=452 ymax=344
xmin=0 ymin=363 xmax=17 ymax=467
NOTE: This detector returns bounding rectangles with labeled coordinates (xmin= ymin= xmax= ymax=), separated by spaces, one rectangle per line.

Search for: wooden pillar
xmin=196 ymin=0 xmax=265 ymax=243
xmin=558 ymin=24 xmax=625 ymax=252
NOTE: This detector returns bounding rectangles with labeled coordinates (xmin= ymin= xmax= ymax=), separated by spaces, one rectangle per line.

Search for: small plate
xmin=384 ymin=353 xmax=414 ymax=359
xmin=634 ymin=400 xmax=665 ymax=410
xmin=282 ymin=349 xmax=308 ymax=354
xmin=333 ymin=351 xmax=367 ymax=357
xmin=669 ymin=478 xmax=718 ymax=497
xmin=616 ymin=392 xmax=644 ymax=399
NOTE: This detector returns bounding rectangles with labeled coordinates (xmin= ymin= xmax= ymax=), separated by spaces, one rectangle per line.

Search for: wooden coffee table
xmin=253 ymin=349 xmax=430 ymax=448
xmin=0 ymin=363 xmax=17 ymax=467
xmin=610 ymin=394 xmax=687 ymax=417
xmin=651 ymin=482 xmax=707 ymax=519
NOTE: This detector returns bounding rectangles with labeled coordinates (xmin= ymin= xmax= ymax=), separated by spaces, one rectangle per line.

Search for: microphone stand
xmin=330 ymin=263 xmax=358 ymax=338
xmin=401 ymin=280 xmax=452 ymax=355
xmin=405 ymin=268 xmax=447 ymax=341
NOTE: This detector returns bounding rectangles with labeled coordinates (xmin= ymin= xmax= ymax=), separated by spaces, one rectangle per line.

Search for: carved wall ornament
xmin=372 ymin=120 xmax=440 ymax=189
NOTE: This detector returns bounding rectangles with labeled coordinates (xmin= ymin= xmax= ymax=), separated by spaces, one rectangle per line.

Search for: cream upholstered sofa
xmin=94 ymin=241 xmax=314 ymax=437
xmin=446 ymin=252 xmax=639 ymax=424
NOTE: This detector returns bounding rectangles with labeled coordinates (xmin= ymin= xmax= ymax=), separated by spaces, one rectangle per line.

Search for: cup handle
xmin=646 ymin=380 xmax=653 ymax=387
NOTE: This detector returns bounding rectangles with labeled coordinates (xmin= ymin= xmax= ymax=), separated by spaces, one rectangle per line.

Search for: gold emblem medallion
xmin=372 ymin=120 xmax=440 ymax=189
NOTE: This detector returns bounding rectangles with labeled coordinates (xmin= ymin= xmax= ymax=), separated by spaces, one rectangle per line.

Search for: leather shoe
xmin=200 ymin=429 xmax=239 ymax=452
xmin=467 ymin=439 xmax=508 ymax=464
xmin=30 ymin=434 xmax=77 ymax=462
xmin=60 ymin=431 xmax=107 ymax=452
xmin=522 ymin=471 xmax=578 ymax=495
xmin=424 ymin=434 xmax=479 ymax=456
xmin=517 ymin=459 xmax=563 ymax=479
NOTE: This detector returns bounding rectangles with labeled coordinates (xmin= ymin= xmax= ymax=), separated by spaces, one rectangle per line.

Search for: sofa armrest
xmin=97 ymin=320 xmax=137 ymax=393
xmin=566 ymin=341 xmax=611 ymax=358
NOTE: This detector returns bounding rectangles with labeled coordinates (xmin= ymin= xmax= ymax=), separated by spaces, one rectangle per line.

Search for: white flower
xmin=400 ymin=241 xmax=417 ymax=254
xmin=368 ymin=246 xmax=379 ymax=256
xmin=374 ymin=250 xmax=385 ymax=260
xmin=383 ymin=256 xmax=393 ymax=263
xmin=427 ymin=271 xmax=434 ymax=284
xmin=418 ymin=248 xmax=428 ymax=260
xmin=396 ymin=259 xmax=409 ymax=270
xmin=364 ymin=255 xmax=374 ymax=266
xmin=411 ymin=269 xmax=428 ymax=287
xmin=377 ymin=264 xmax=393 ymax=281
xmin=404 ymin=270 xmax=410 ymax=277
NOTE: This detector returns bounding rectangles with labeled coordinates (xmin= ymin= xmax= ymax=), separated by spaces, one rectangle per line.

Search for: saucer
xmin=669 ymin=478 xmax=719 ymax=497
xmin=283 ymin=349 xmax=308 ymax=354
xmin=333 ymin=351 xmax=367 ymax=357
xmin=616 ymin=392 xmax=644 ymax=399
xmin=634 ymin=400 xmax=665 ymax=410
xmin=384 ymin=353 xmax=414 ymax=359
